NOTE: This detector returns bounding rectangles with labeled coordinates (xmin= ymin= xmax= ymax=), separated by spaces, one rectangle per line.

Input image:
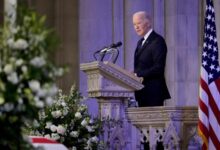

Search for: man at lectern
xmin=133 ymin=11 xmax=171 ymax=107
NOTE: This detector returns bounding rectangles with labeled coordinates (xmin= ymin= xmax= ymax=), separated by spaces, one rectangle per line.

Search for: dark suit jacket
xmin=134 ymin=31 xmax=171 ymax=107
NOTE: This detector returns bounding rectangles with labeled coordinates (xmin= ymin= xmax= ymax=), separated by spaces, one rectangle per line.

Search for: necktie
xmin=138 ymin=37 xmax=144 ymax=47
xmin=136 ymin=37 xmax=144 ymax=54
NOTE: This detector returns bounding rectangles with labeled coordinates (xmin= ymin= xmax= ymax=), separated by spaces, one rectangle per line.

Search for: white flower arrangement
xmin=0 ymin=5 xmax=65 ymax=149
xmin=30 ymin=86 xmax=102 ymax=149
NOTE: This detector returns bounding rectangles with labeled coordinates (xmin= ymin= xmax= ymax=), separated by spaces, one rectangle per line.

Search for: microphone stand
xmin=93 ymin=48 xmax=119 ymax=63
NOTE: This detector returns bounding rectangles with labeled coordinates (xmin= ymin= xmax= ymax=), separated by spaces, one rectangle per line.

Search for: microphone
xmin=99 ymin=41 xmax=122 ymax=53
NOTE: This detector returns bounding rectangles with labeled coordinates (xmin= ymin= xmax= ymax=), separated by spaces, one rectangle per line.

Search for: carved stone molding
xmin=126 ymin=106 xmax=201 ymax=149
xmin=80 ymin=61 xmax=144 ymax=98
xmin=126 ymin=106 xmax=198 ymax=127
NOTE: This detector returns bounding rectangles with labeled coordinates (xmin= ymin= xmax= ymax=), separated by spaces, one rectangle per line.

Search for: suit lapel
xmin=135 ymin=31 xmax=156 ymax=58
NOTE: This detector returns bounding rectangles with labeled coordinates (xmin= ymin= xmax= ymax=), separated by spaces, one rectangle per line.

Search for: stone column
xmin=165 ymin=0 xmax=200 ymax=106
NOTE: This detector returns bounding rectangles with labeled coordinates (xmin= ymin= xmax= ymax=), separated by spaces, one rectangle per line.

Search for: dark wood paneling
xmin=0 ymin=0 xmax=3 ymax=25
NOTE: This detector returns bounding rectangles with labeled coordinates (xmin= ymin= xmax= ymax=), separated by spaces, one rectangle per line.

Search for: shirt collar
xmin=143 ymin=28 xmax=153 ymax=40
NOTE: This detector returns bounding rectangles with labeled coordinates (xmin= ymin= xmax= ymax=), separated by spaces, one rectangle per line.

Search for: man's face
xmin=133 ymin=15 xmax=150 ymax=36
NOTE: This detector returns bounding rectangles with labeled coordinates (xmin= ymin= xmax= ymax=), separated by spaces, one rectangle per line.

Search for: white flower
xmin=33 ymin=96 xmax=44 ymax=108
xmin=57 ymin=125 xmax=66 ymax=135
xmin=44 ymin=134 xmax=51 ymax=139
xmin=3 ymin=64 xmax=13 ymax=74
xmin=78 ymin=104 xmax=87 ymax=112
xmin=3 ymin=103 xmax=14 ymax=112
xmin=81 ymin=119 xmax=88 ymax=127
xmin=13 ymin=39 xmax=28 ymax=50
xmin=72 ymin=146 xmax=77 ymax=150
xmin=11 ymin=26 xmax=20 ymax=34
xmin=89 ymin=118 xmax=94 ymax=124
xmin=45 ymin=97 xmax=53 ymax=106
xmin=18 ymin=98 xmax=23 ymax=104
xmin=15 ymin=59 xmax=23 ymax=66
xmin=51 ymin=133 xmax=60 ymax=140
xmin=35 ymin=100 xmax=44 ymax=108
xmin=62 ymin=108 xmax=68 ymax=116
xmin=86 ymin=125 xmax=94 ymax=132
xmin=45 ymin=122 xmax=52 ymax=129
xmin=50 ymin=125 xmax=57 ymax=132
xmin=51 ymin=110 xmax=62 ymax=118
xmin=70 ymin=131 xmax=79 ymax=138
xmin=7 ymin=72 xmax=19 ymax=84
xmin=33 ymin=120 xmax=40 ymax=127
xmin=29 ymin=80 xmax=40 ymax=92
xmin=75 ymin=112 xmax=82 ymax=119
xmin=30 ymin=56 xmax=46 ymax=67
xmin=21 ymin=66 xmax=27 ymax=73
xmin=61 ymin=102 xmax=66 ymax=107
xmin=86 ymin=139 xmax=92 ymax=149
xmin=7 ymin=38 xmax=15 ymax=48
xmin=91 ymin=136 xmax=98 ymax=143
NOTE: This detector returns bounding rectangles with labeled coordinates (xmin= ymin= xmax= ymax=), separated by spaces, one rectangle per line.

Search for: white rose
xmin=50 ymin=125 xmax=57 ymax=132
xmin=70 ymin=131 xmax=79 ymax=138
xmin=86 ymin=126 xmax=94 ymax=132
xmin=91 ymin=136 xmax=98 ymax=143
xmin=51 ymin=110 xmax=62 ymax=118
xmin=61 ymin=102 xmax=66 ymax=107
xmin=51 ymin=133 xmax=60 ymax=140
xmin=13 ymin=39 xmax=28 ymax=50
xmin=78 ymin=104 xmax=87 ymax=112
xmin=44 ymin=134 xmax=51 ymax=139
xmin=3 ymin=64 xmax=13 ymax=74
xmin=29 ymin=80 xmax=40 ymax=92
xmin=21 ymin=66 xmax=27 ymax=73
xmin=3 ymin=103 xmax=14 ymax=112
xmin=57 ymin=125 xmax=66 ymax=135
xmin=89 ymin=119 xmax=94 ymax=124
xmin=35 ymin=100 xmax=44 ymax=108
xmin=75 ymin=112 xmax=82 ymax=119
xmin=45 ymin=122 xmax=52 ymax=129
xmin=33 ymin=120 xmax=40 ymax=127
xmin=15 ymin=59 xmax=23 ymax=66
xmin=7 ymin=38 xmax=14 ymax=47
xmin=72 ymin=146 xmax=77 ymax=150
xmin=62 ymin=108 xmax=68 ymax=116
xmin=7 ymin=72 xmax=19 ymax=84
xmin=30 ymin=56 xmax=46 ymax=67
xmin=81 ymin=119 xmax=88 ymax=127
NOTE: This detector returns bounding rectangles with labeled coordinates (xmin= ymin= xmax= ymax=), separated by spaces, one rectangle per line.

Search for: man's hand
xmin=139 ymin=77 xmax=144 ymax=83
xmin=134 ymin=73 xmax=143 ymax=83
